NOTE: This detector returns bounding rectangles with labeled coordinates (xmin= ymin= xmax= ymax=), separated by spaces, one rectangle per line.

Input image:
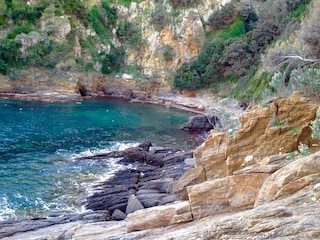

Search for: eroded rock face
xmin=124 ymin=0 xmax=227 ymax=84
xmin=187 ymin=173 xmax=269 ymax=220
xmin=255 ymin=151 xmax=320 ymax=207
xmin=193 ymin=93 xmax=320 ymax=182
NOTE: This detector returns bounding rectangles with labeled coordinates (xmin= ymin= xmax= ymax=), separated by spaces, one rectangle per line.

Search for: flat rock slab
xmin=126 ymin=201 xmax=193 ymax=232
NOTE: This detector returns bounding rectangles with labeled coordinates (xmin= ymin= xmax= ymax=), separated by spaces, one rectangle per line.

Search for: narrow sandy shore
xmin=0 ymin=90 xmax=245 ymax=125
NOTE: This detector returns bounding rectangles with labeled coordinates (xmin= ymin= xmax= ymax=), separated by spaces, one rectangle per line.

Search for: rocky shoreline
xmin=0 ymin=143 xmax=196 ymax=239
xmin=2 ymin=93 xmax=320 ymax=240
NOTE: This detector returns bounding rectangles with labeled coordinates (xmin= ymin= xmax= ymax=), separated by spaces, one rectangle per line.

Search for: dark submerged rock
xmin=0 ymin=143 xmax=194 ymax=238
xmin=84 ymin=144 xmax=194 ymax=217
xmin=181 ymin=114 xmax=220 ymax=132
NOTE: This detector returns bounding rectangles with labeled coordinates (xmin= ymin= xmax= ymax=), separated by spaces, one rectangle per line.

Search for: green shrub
xmin=0 ymin=59 xmax=8 ymax=74
xmin=116 ymin=20 xmax=143 ymax=49
xmin=289 ymin=127 xmax=299 ymax=135
xmin=265 ymin=68 xmax=320 ymax=99
xmin=25 ymin=40 xmax=73 ymax=68
xmin=298 ymin=143 xmax=310 ymax=156
xmin=207 ymin=2 xmax=236 ymax=30
xmin=289 ymin=0 xmax=311 ymax=19
xmin=11 ymin=5 xmax=44 ymax=24
xmin=7 ymin=67 xmax=26 ymax=80
xmin=173 ymin=37 xmax=225 ymax=91
xmin=7 ymin=23 xmax=32 ymax=39
xmin=101 ymin=47 xmax=125 ymax=74
xmin=290 ymin=68 xmax=320 ymax=99
xmin=63 ymin=0 xmax=88 ymax=26
xmin=88 ymin=4 xmax=114 ymax=43
xmin=0 ymin=38 xmax=22 ymax=74
xmin=220 ymin=16 xmax=246 ymax=40
xmin=101 ymin=1 xmax=117 ymax=27
xmin=89 ymin=6 xmax=107 ymax=37
xmin=311 ymin=107 xmax=320 ymax=140
xmin=162 ymin=44 xmax=175 ymax=61
xmin=25 ymin=40 xmax=53 ymax=67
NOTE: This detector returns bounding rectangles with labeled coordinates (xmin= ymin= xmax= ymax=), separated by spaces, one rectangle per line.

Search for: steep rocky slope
xmin=0 ymin=0 xmax=230 ymax=99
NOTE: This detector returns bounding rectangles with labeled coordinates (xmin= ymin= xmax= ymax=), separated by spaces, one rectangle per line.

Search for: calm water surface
xmin=0 ymin=98 xmax=193 ymax=220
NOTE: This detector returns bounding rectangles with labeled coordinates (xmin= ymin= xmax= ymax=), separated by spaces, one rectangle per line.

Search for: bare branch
xmin=278 ymin=55 xmax=320 ymax=63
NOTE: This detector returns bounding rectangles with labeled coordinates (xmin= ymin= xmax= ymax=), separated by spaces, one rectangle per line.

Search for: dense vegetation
xmin=0 ymin=0 xmax=143 ymax=76
xmin=0 ymin=0 xmax=319 ymax=102
xmin=173 ymin=0 xmax=318 ymax=102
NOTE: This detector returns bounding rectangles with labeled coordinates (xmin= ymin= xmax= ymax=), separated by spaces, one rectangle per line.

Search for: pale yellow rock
xmin=187 ymin=173 xmax=269 ymax=220
xmin=258 ymin=154 xmax=290 ymax=166
xmin=193 ymin=93 xmax=319 ymax=181
xmin=126 ymin=201 xmax=192 ymax=232
xmin=193 ymin=131 xmax=228 ymax=180
xmin=173 ymin=166 xmax=206 ymax=200
xmin=255 ymin=151 xmax=320 ymax=207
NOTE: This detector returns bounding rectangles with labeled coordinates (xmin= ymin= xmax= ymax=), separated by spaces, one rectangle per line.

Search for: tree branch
xmin=278 ymin=55 xmax=320 ymax=63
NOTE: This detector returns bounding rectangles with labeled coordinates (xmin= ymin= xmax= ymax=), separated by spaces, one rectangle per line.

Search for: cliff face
xmin=0 ymin=0 xmax=230 ymax=98
xmin=123 ymin=0 xmax=220 ymax=81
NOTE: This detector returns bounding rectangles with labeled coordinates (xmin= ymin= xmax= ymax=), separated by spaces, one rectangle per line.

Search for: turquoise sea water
xmin=0 ymin=98 xmax=193 ymax=221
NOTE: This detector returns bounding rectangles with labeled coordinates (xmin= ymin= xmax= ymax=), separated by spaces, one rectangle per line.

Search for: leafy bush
xmin=88 ymin=3 xmax=116 ymax=43
xmin=24 ymin=40 xmax=73 ymax=69
xmin=220 ymin=16 xmax=246 ymax=40
xmin=25 ymin=40 xmax=53 ymax=67
xmin=0 ymin=38 xmax=22 ymax=74
xmin=173 ymin=38 xmax=225 ymax=90
xmin=89 ymin=6 xmax=106 ymax=36
xmin=63 ymin=0 xmax=88 ymax=26
xmin=11 ymin=5 xmax=45 ymax=24
xmin=311 ymin=107 xmax=320 ymax=140
xmin=261 ymin=67 xmax=320 ymax=101
xmin=207 ymin=2 xmax=236 ymax=30
xmin=298 ymin=143 xmax=310 ymax=156
xmin=101 ymin=47 xmax=125 ymax=74
xmin=267 ymin=71 xmax=298 ymax=98
xmin=290 ymin=68 xmax=320 ymax=99
xmin=7 ymin=23 xmax=32 ymax=39
xmin=101 ymin=1 xmax=117 ymax=27
xmin=173 ymin=0 xmax=311 ymax=98
xmin=116 ymin=20 xmax=143 ymax=49
xmin=162 ymin=44 xmax=175 ymax=61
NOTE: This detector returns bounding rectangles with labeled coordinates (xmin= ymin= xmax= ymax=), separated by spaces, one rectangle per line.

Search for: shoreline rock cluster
xmin=0 ymin=143 xmax=195 ymax=238
xmin=82 ymin=143 xmax=194 ymax=220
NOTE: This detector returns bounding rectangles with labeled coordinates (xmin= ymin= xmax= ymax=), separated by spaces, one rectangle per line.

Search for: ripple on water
xmin=0 ymin=99 xmax=193 ymax=220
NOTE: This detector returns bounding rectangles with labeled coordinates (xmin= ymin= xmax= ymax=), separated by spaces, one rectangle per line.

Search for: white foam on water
xmin=0 ymin=142 xmax=140 ymax=221
xmin=0 ymin=196 xmax=16 ymax=221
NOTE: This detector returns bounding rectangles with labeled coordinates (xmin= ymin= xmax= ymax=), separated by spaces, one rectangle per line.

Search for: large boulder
xmin=255 ymin=151 xmax=320 ymax=207
xmin=126 ymin=194 xmax=144 ymax=214
xmin=187 ymin=173 xmax=270 ymax=220
xmin=173 ymin=167 xmax=206 ymax=200
xmin=181 ymin=114 xmax=219 ymax=132
xmin=126 ymin=201 xmax=192 ymax=232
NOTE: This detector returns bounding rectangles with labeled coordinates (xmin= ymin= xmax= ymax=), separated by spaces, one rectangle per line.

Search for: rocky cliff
xmin=0 ymin=0 xmax=230 ymax=99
